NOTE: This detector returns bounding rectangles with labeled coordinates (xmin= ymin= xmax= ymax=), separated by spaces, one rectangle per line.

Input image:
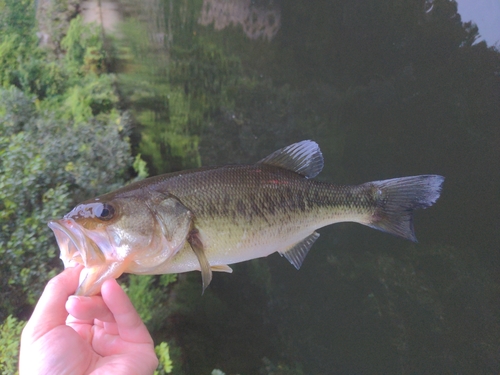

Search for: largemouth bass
xmin=48 ymin=140 xmax=444 ymax=296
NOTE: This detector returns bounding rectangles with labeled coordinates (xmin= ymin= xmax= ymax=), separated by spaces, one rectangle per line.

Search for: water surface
xmin=114 ymin=0 xmax=500 ymax=373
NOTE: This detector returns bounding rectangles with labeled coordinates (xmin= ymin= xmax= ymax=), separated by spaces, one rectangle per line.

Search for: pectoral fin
xmin=280 ymin=232 xmax=320 ymax=270
xmin=187 ymin=229 xmax=212 ymax=294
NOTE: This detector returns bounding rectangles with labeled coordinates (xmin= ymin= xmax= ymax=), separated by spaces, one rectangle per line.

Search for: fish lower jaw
xmin=64 ymin=255 xmax=84 ymax=269
xmin=78 ymin=266 xmax=90 ymax=289
xmin=74 ymin=263 xmax=111 ymax=296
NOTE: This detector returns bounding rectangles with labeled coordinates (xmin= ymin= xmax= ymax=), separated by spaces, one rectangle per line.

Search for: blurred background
xmin=0 ymin=0 xmax=499 ymax=374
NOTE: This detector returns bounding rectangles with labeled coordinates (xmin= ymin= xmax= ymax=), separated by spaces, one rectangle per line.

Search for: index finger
xmin=100 ymin=278 xmax=153 ymax=344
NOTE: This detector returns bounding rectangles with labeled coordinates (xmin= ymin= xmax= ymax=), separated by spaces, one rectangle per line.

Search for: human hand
xmin=19 ymin=265 xmax=158 ymax=375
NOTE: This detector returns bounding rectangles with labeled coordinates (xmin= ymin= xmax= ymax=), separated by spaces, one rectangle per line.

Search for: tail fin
xmin=367 ymin=175 xmax=444 ymax=242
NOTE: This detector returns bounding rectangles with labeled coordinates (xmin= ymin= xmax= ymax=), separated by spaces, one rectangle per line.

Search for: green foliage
xmin=35 ymin=0 xmax=80 ymax=53
xmin=61 ymin=16 xmax=107 ymax=75
xmin=154 ymin=341 xmax=174 ymax=374
xmin=126 ymin=275 xmax=156 ymax=323
xmin=0 ymin=32 xmax=65 ymax=98
xmin=126 ymin=274 xmax=177 ymax=327
xmin=0 ymin=315 xmax=26 ymax=375
xmin=0 ymin=14 xmax=117 ymax=102
xmin=63 ymin=74 xmax=120 ymax=123
xmin=0 ymin=1 xmax=72 ymax=99
xmin=0 ymin=5 xmax=134 ymax=319
xmin=0 ymin=0 xmax=35 ymax=39
xmin=133 ymin=154 xmax=149 ymax=180
xmin=126 ymin=273 xmax=179 ymax=375
xmin=0 ymin=87 xmax=133 ymax=318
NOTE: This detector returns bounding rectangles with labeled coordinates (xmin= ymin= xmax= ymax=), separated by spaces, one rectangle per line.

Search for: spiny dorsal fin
xmin=280 ymin=232 xmax=320 ymax=269
xmin=259 ymin=140 xmax=324 ymax=179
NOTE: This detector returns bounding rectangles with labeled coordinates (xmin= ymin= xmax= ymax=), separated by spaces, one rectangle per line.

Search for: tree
xmin=0 ymin=6 xmax=135 ymax=319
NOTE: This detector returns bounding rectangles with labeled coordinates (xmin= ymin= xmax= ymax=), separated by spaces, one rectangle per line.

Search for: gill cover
xmin=147 ymin=192 xmax=213 ymax=293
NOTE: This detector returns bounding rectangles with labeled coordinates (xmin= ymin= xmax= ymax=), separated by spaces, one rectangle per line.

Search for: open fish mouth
xmin=48 ymin=219 xmax=105 ymax=268
xmin=49 ymin=219 xmax=116 ymax=296
xmin=48 ymin=219 xmax=86 ymax=268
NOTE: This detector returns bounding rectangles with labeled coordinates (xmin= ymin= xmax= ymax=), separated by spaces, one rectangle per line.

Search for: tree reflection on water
xmin=199 ymin=0 xmax=281 ymax=41
xmin=110 ymin=0 xmax=500 ymax=373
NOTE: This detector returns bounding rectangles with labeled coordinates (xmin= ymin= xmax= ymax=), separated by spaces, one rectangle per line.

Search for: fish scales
xmin=48 ymin=140 xmax=444 ymax=295
xmin=146 ymin=165 xmax=371 ymax=223
xmin=148 ymin=165 xmax=370 ymax=261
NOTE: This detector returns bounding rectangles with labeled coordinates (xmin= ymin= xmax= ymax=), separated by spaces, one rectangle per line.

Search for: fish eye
xmin=95 ymin=203 xmax=115 ymax=221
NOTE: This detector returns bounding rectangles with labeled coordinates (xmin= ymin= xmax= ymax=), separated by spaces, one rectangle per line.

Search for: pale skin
xmin=19 ymin=265 xmax=158 ymax=375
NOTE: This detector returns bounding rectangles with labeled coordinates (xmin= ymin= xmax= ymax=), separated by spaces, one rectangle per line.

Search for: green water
xmin=116 ymin=0 xmax=500 ymax=373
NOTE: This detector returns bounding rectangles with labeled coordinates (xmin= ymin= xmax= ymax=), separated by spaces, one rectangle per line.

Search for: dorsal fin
xmin=280 ymin=232 xmax=320 ymax=269
xmin=258 ymin=140 xmax=324 ymax=179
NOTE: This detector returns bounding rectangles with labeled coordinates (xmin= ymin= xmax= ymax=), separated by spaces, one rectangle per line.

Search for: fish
xmin=48 ymin=140 xmax=444 ymax=296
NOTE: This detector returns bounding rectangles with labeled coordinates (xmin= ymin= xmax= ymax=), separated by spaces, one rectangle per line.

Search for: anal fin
xmin=280 ymin=232 xmax=320 ymax=270
xmin=187 ymin=228 xmax=212 ymax=294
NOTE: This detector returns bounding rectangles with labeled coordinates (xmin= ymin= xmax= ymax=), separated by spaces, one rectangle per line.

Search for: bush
xmin=0 ymin=315 xmax=26 ymax=375
xmin=0 ymin=14 xmax=134 ymax=319
xmin=155 ymin=341 xmax=174 ymax=374
xmin=0 ymin=87 xmax=133 ymax=319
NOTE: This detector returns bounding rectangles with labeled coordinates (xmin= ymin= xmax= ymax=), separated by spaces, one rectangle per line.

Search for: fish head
xmin=48 ymin=194 xmax=162 ymax=296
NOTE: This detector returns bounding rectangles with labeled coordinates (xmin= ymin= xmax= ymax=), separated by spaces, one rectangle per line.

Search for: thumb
xmin=23 ymin=265 xmax=83 ymax=342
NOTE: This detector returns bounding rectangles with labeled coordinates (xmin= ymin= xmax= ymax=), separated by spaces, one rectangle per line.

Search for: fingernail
xmin=68 ymin=295 xmax=80 ymax=303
